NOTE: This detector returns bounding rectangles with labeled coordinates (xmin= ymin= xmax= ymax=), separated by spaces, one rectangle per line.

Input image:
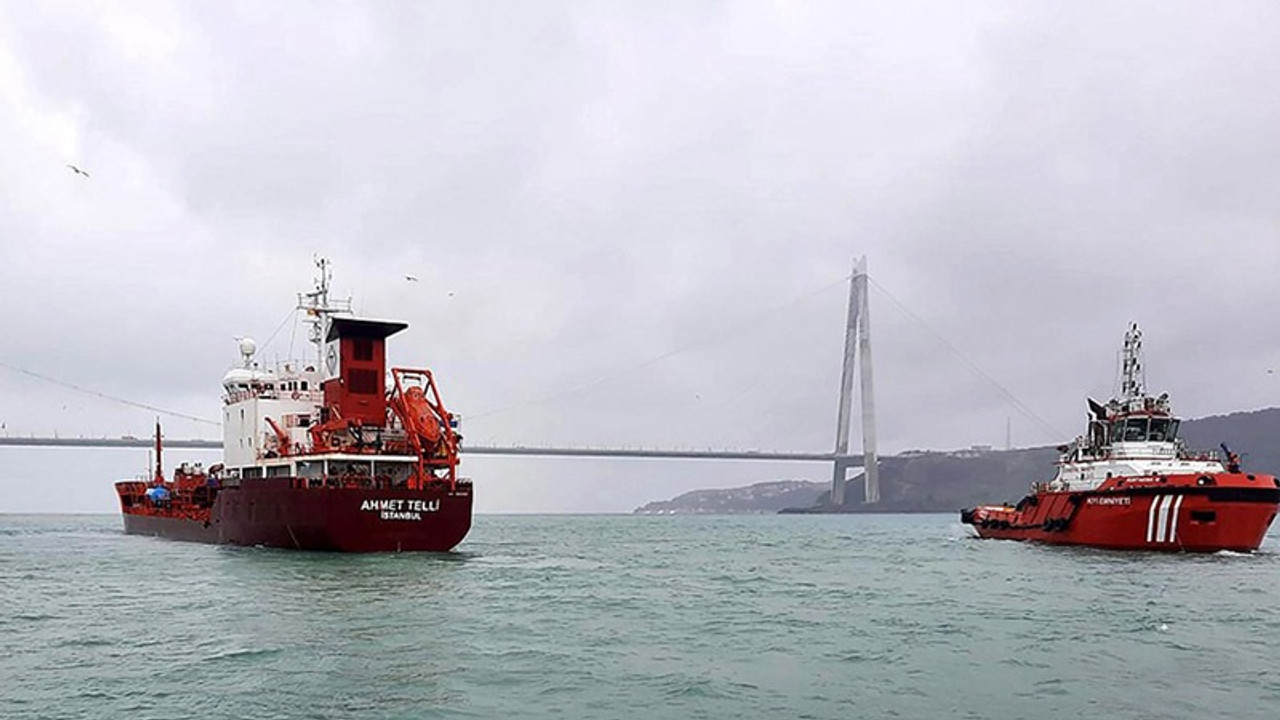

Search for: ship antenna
xmin=297 ymin=255 xmax=352 ymax=367
xmin=1120 ymin=322 xmax=1145 ymax=400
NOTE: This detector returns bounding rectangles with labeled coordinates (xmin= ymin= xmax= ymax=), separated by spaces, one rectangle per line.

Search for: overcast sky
xmin=3 ymin=1 xmax=1279 ymax=513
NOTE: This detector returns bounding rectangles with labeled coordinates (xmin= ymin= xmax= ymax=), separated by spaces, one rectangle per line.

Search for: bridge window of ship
xmin=1122 ymin=417 xmax=1148 ymax=442
xmin=1148 ymin=418 xmax=1171 ymax=441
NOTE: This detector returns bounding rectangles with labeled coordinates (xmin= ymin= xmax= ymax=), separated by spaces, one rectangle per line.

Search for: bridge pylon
xmin=831 ymin=256 xmax=879 ymax=506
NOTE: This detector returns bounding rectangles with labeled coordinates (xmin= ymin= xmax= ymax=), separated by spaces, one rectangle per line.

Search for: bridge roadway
xmin=0 ymin=436 xmax=863 ymax=463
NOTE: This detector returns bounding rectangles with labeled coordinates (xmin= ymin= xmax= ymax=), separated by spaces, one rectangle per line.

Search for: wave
xmin=202 ymin=647 xmax=284 ymax=663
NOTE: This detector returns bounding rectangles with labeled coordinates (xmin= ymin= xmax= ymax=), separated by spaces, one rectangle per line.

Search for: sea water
xmin=2 ymin=513 xmax=1278 ymax=719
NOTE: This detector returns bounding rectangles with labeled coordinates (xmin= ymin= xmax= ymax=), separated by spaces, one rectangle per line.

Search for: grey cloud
xmin=3 ymin=1 xmax=1280 ymax=512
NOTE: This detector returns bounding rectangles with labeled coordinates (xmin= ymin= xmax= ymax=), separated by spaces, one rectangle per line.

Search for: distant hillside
xmin=785 ymin=448 xmax=1062 ymax=513
xmin=795 ymin=406 xmax=1280 ymax=513
xmin=1176 ymin=408 xmax=1280 ymax=470
xmin=635 ymin=407 xmax=1280 ymax=515
xmin=633 ymin=480 xmax=826 ymax=515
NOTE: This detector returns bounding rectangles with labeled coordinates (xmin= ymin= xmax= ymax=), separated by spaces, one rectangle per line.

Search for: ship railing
xmin=222 ymin=388 xmax=323 ymax=404
xmin=289 ymin=474 xmax=449 ymax=490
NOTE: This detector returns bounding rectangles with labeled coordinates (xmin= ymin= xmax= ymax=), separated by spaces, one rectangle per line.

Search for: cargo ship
xmin=961 ymin=324 xmax=1279 ymax=552
xmin=114 ymin=259 xmax=472 ymax=552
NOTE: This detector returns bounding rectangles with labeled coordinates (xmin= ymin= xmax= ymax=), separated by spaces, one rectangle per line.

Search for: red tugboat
xmin=114 ymin=259 xmax=472 ymax=552
xmin=961 ymin=324 xmax=1280 ymax=552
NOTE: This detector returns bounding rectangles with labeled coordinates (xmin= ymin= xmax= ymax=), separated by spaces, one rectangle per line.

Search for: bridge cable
xmin=866 ymin=277 xmax=1066 ymax=441
xmin=0 ymin=305 xmax=301 ymax=431
xmin=0 ymin=359 xmax=222 ymax=427
xmin=468 ymin=272 xmax=854 ymax=422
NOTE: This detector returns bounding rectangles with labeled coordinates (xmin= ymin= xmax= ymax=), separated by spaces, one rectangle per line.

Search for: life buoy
xmin=292 ymin=391 xmax=301 ymax=400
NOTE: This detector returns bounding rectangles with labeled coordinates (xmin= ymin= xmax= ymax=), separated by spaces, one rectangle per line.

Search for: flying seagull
xmin=405 ymin=275 xmax=419 ymax=282
xmin=66 ymin=164 xmax=90 ymax=178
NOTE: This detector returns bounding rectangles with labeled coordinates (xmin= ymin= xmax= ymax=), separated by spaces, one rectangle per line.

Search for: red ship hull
xmin=118 ymin=478 xmax=473 ymax=552
xmin=962 ymin=475 xmax=1280 ymax=552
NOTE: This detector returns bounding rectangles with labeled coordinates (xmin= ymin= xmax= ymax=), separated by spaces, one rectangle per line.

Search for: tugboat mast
xmin=1120 ymin=322 xmax=1145 ymax=401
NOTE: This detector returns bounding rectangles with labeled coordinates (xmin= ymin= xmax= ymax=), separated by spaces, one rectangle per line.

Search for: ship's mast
xmin=153 ymin=419 xmax=163 ymax=484
xmin=1120 ymin=322 xmax=1145 ymax=401
xmin=296 ymin=256 xmax=352 ymax=367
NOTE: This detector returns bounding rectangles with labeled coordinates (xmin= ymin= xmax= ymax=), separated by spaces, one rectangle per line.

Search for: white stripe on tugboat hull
xmin=1154 ymin=495 xmax=1171 ymax=544
xmin=1146 ymin=494 xmax=1163 ymax=543
xmin=1167 ymin=495 xmax=1184 ymax=544
xmin=1145 ymin=494 xmax=1184 ymax=544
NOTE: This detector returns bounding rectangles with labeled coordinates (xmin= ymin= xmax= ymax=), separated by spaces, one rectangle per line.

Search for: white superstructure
xmin=220 ymin=258 xmax=367 ymax=474
xmin=1046 ymin=323 xmax=1226 ymax=492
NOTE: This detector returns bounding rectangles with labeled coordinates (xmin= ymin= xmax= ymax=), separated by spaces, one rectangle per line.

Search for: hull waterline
xmin=122 ymin=479 xmax=473 ymax=552
xmin=963 ymin=481 xmax=1280 ymax=553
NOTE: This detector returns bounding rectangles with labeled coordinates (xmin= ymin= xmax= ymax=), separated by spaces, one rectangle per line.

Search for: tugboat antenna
xmin=1120 ymin=323 xmax=1146 ymax=400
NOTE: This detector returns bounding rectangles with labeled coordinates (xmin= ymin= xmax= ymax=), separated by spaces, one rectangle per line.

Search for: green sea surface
xmin=2 ymin=513 xmax=1278 ymax=719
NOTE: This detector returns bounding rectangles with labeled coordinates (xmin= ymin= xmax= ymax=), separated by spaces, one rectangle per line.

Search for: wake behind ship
xmin=114 ymin=259 xmax=472 ymax=552
xmin=960 ymin=324 xmax=1279 ymax=552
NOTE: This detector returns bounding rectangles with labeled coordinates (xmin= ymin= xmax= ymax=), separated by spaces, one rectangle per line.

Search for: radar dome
xmin=238 ymin=337 xmax=257 ymax=359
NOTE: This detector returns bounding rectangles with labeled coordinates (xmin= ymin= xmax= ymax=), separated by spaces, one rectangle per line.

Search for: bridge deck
xmin=0 ymin=436 xmax=862 ymax=463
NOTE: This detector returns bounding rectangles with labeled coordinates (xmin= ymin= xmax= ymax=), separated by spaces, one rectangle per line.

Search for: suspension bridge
xmin=0 ymin=435 xmax=858 ymax=464
xmin=0 ymin=257 xmax=1002 ymax=507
